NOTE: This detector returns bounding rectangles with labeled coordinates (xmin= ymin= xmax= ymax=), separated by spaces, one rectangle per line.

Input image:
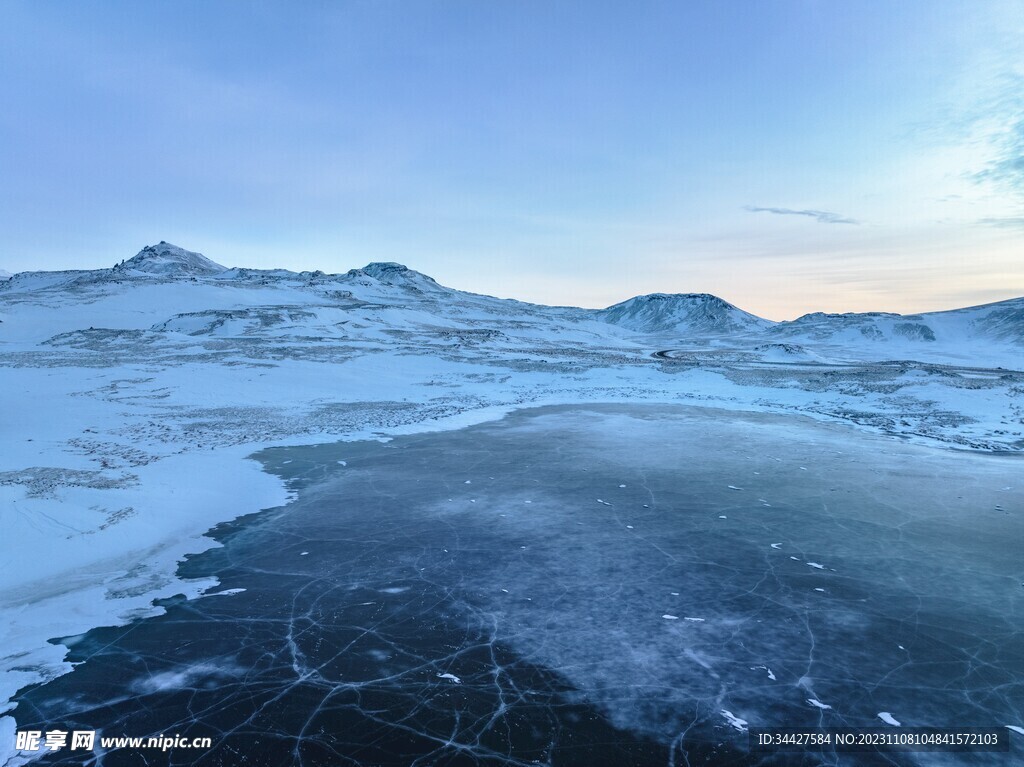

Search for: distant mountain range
xmin=3 ymin=242 xmax=1022 ymax=353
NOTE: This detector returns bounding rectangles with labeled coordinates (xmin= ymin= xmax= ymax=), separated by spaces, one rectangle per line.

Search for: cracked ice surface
xmin=10 ymin=405 xmax=1024 ymax=766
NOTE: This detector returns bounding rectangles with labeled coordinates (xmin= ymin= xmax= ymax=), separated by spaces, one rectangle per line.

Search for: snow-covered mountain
xmin=597 ymin=293 xmax=771 ymax=335
xmin=345 ymin=261 xmax=451 ymax=295
xmin=770 ymin=297 xmax=1024 ymax=353
xmin=1 ymin=243 xmax=225 ymax=298
xmin=925 ymin=297 xmax=1024 ymax=344
xmin=115 ymin=241 xmax=227 ymax=277
xmin=3 ymin=243 xmax=1023 ymax=362
xmin=0 ymin=244 xmax=624 ymax=355
xmin=0 ymin=269 xmax=12 ymax=280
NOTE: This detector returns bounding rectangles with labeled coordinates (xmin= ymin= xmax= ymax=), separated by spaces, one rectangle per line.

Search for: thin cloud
xmin=967 ymin=70 xmax=1024 ymax=199
xmin=977 ymin=216 xmax=1024 ymax=229
xmin=744 ymin=206 xmax=859 ymax=225
xmin=975 ymin=127 xmax=1024 ymax=191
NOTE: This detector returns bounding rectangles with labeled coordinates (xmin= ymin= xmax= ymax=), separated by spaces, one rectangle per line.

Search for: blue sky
xmin=1 ymin=0 xmax=1022 ymax=318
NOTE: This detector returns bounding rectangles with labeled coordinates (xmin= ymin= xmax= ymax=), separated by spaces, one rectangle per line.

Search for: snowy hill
xmin=116 ymin=241 xmax=227 ymax=276
xmin=597 ymin=293 xmax=771 ymax=335
xmin=930 ymin=296 xmax=1024 ymax=344
xmin=772 ymin=311 xmax=936 ymax=343
xmin=0 ymin=244 xmax=624 ymax=352
xmin=770 ymin=297 xmax=1024 ymax=357
xmin=0 ymin=243 xmax=225 ymax=299
xmin=0 ymin=269 xmax=12 ymax=280
xmin=346 ymin=261 xmax=450 ymax=294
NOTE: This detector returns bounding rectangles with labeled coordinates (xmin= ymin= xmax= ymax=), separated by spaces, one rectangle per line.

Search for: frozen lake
xmin=12 ymin=405 xmax=1024 ymax=765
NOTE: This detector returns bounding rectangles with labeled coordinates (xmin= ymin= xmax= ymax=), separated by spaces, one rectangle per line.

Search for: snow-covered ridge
xmin=931 ymin=296 xmax=1024 ymax=343
xmin=770 ymin=297 xmax=1024 ymax=350
xmin=1 ymin=242 xmax=1022 ymax=359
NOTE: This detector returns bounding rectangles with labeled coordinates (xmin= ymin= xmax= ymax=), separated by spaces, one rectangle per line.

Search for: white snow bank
xmin=0 ymin=445 xmax=288 ymax=718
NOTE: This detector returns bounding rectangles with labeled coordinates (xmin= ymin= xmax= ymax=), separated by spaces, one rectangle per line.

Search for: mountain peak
xmin=347 ymin=262 xmax=444 ymax=291
xmin=632 ymin=292 xmax=732 ymax=307
xmin=119 ymin=242 xmax=226 ymax=277
xmin=362 ymin=262 xmax=413 ymax=279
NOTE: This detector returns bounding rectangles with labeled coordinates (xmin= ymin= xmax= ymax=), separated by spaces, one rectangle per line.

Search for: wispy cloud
xmin=974 ymin=120 xmax=1024 ymax=191
xmin=977 ymin=216 xmax=1024 ymax=229
xmin=969 ymin=73 xmax=1024 ymax=195
xmin=744 ymin=206 xmax=859 ymax=225
xmin=974 ymin=124 xmax=1024 ymax=191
